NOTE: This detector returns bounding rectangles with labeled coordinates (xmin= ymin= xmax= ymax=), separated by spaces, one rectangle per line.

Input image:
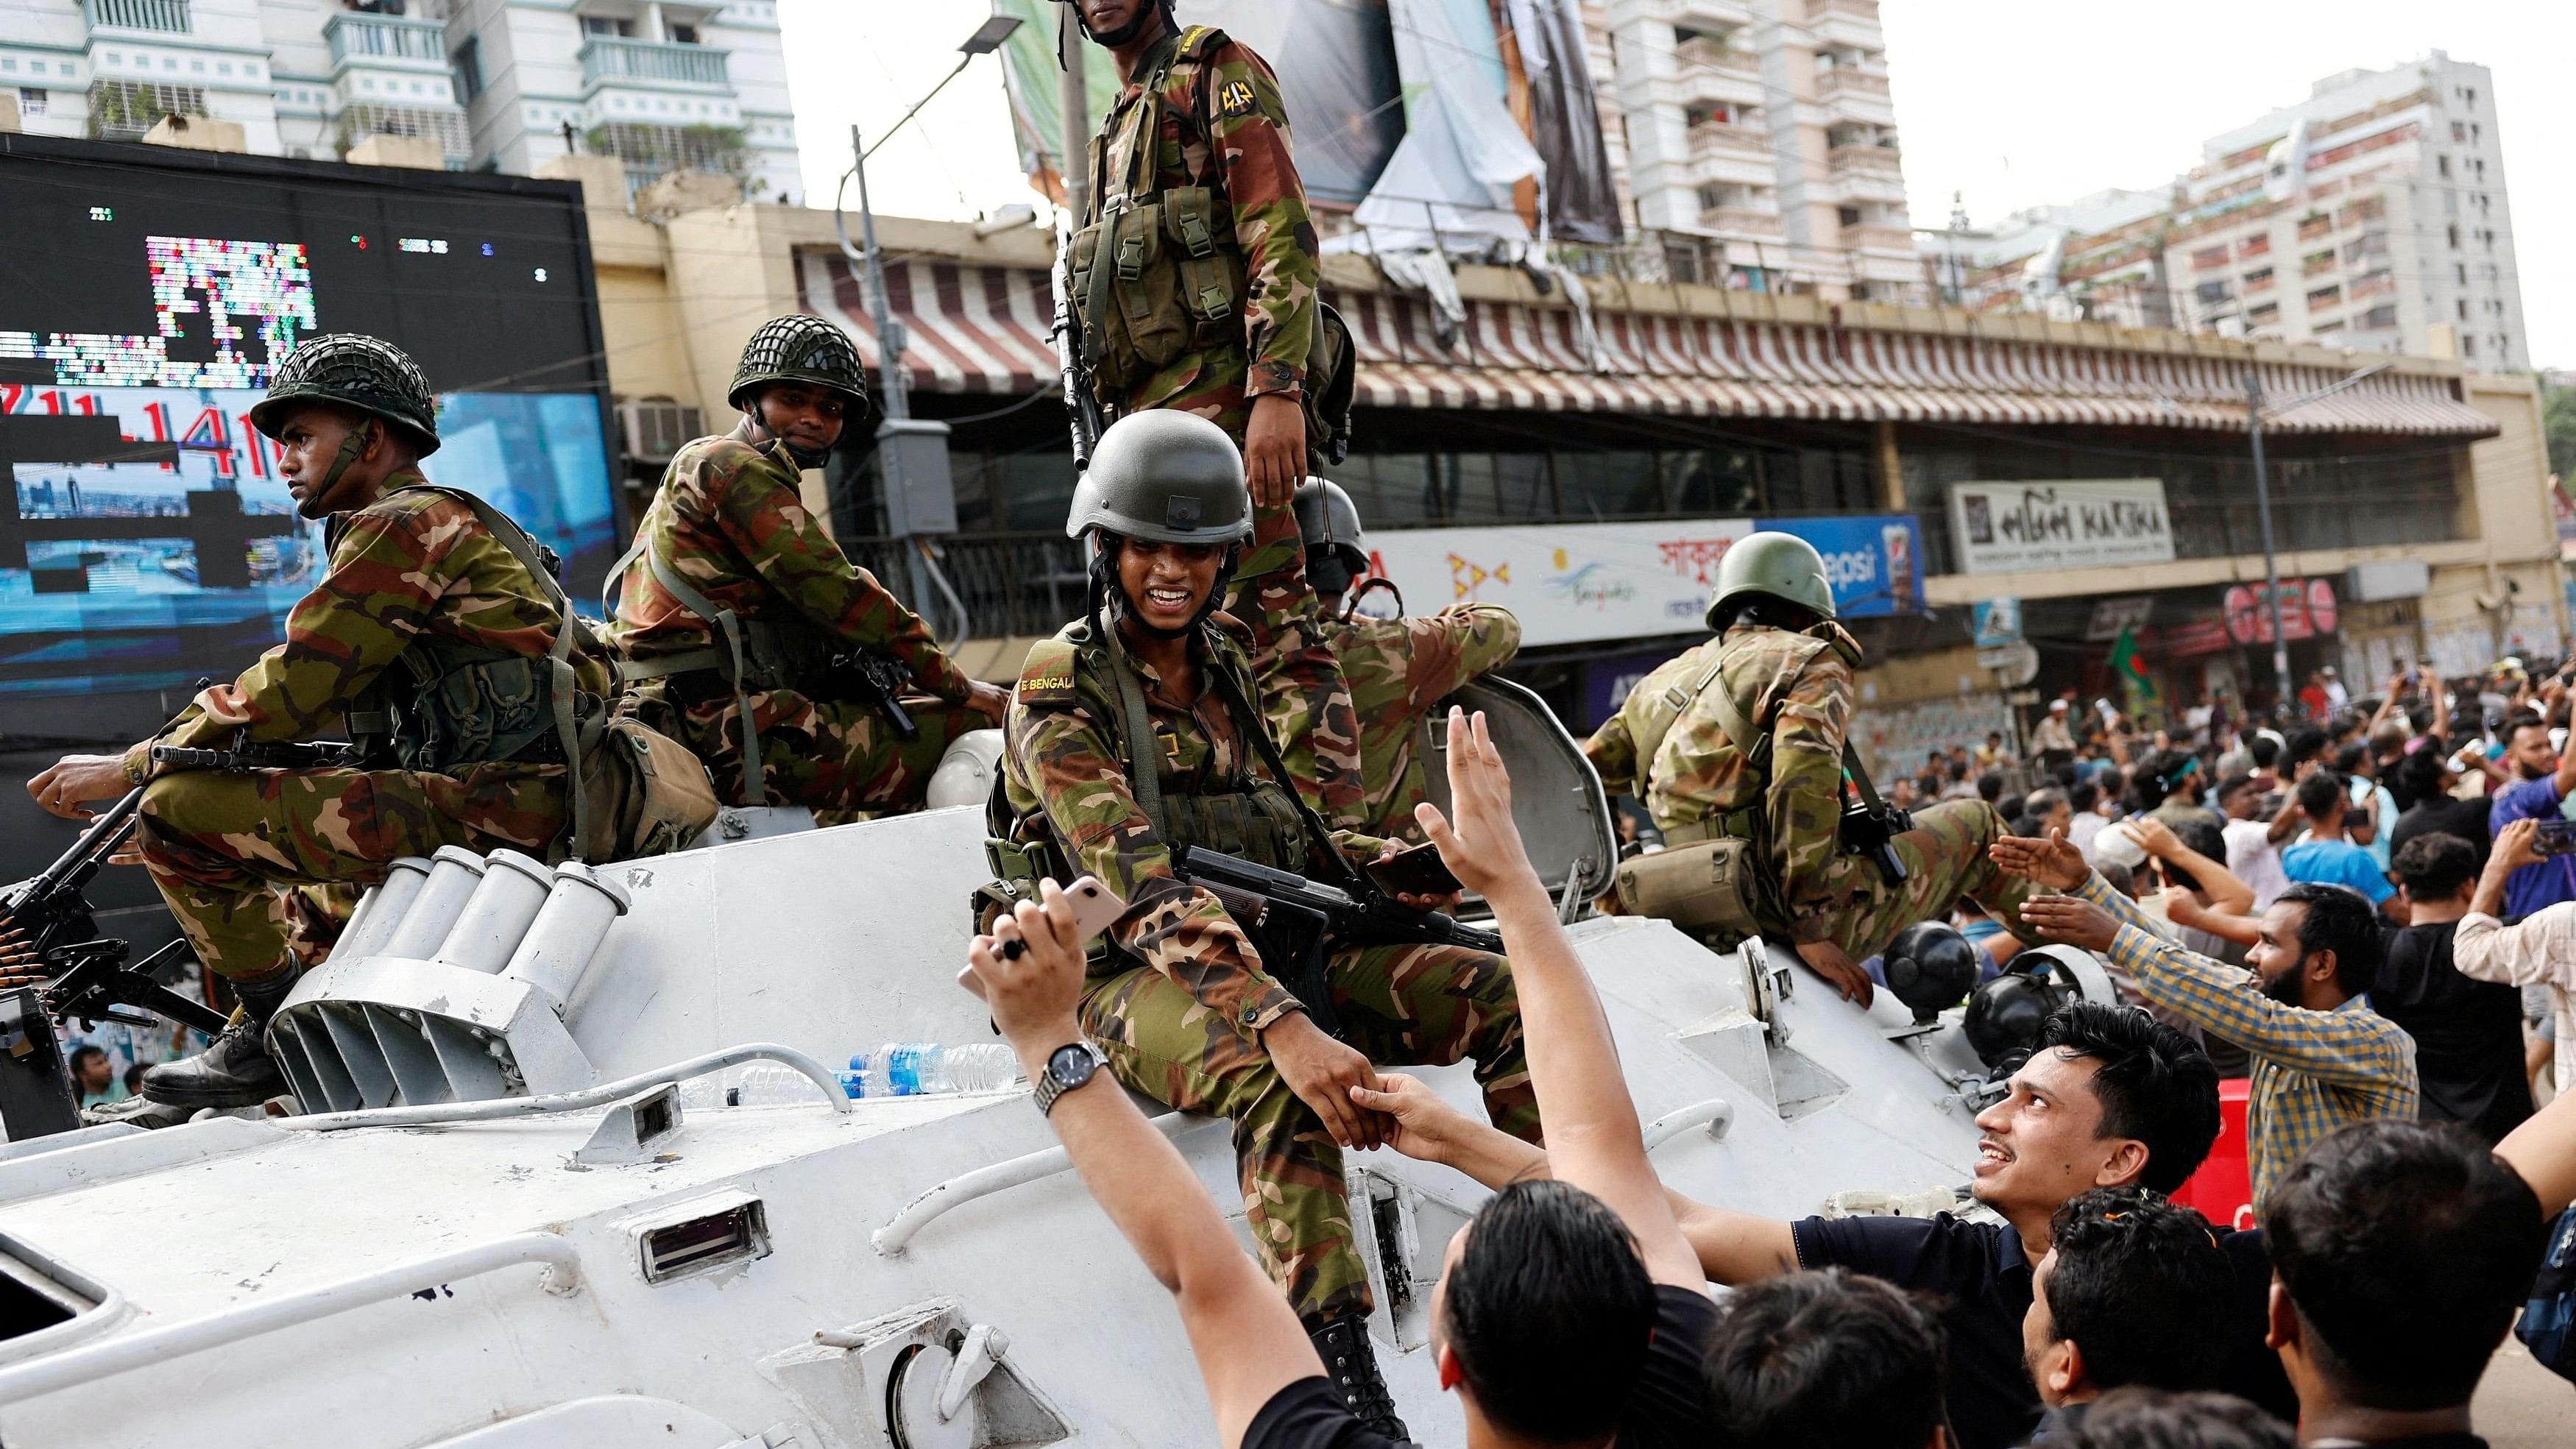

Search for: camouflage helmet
xmin=249 ymin=333 xmax=440 ymax=456
xmin=728 ymin=313 xmax=868 ymax=414
xmin=1066 ymin=410 xmax=1250 ymax=547
xmin=1293 ymin=478 xmax=1367 ymax=576
xmin=1706 ymin=530 xmax=1836 ymax=628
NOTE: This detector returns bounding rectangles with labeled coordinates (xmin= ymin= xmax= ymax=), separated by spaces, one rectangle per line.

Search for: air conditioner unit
xmin=618 ymin=397 xmax=703 ymax=462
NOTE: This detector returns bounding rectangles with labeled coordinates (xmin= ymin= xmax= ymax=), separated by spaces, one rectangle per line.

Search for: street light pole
xmin=846 ymin=123 xmax=907 ymax=425
xmin=2246 ymin=369 xmax=2291 ymax=706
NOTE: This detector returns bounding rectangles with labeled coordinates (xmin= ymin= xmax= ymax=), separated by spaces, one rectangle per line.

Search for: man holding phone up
xmin=2486 ymin=711 xmax=2576 ymax=915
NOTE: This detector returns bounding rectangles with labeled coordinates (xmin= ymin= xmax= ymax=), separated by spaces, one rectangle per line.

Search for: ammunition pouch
xmin=576 ymin=714 xmax=720 ymax=862
xmin=1613 ymin=836 xmax=1774 ymax=949
xmin=1072 ymin=188 xmax=1249 ymax=395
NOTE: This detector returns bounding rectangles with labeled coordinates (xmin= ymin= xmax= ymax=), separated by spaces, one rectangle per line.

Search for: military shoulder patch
xmin=1216 ymin=79 xmax=1258 ymax=119
xmin=1018 ymin=638 xmax=1082 ymax=707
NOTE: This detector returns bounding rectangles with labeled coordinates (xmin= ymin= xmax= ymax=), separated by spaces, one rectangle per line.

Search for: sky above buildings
xmin=792 ymin=0 xmax=2572 ymax=367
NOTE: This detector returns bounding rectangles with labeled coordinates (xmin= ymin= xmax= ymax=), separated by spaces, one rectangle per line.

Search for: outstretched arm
xmin=2497 ymin=1066 xmax=2576 ymax=1217
xmin=966 ymin=883 xmax=1320 ymax=1449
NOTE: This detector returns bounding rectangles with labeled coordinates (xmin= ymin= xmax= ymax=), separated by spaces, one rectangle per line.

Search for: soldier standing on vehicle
xmin=1585 ymin=532 xmax=2042 ymax=1006
xmin=1234 ymin=478 xmax=1521 ymax=840
xmin=26 ymin=335 xmax=618 ymax=1110
xmin=989 ymin=411 xmax=1535 ymax=1443
xmin=605 ymin=315 xmax=1006 ymax=812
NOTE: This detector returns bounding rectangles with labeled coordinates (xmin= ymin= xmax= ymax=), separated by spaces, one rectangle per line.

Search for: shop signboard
xmin=2223 ymin=578 xmax=2340 ymax=645
xmin=1945 ymin=478 xmax=2176 ymax=574
xmin=1362 ymin=519 xmax=1756 ymax=648
xmin=1760 ymin=514 xmax=1925 ymax=617
xmin=1972 ymin=598 xmax=2023 ymax=648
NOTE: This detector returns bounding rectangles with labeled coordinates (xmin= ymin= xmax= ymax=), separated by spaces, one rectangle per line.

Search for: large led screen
xmin=0 ymin=135 xmax=614 ymax=702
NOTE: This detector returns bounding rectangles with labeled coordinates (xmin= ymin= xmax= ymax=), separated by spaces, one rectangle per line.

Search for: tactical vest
xmin=990 ymin=617 xmax=1313 ymax=892
xmin=1635 ymin=628 xmax=1844 ymax=849
xmin=343 ymin=483 xmax=578 ymax=775
xmin=1068 ymin=26 xmax=1356 ymax=463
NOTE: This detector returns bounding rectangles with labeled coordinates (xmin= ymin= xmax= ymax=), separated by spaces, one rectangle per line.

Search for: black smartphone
xmin=2536 ymin=820 xmax=2576 ymax=857
xmin=1367 ymin=843 xmax=1464 ymax=897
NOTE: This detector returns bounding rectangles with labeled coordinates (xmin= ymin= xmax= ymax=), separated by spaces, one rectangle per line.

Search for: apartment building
xmin=1594 ymin=0 xmax=1922 ymax=302
xmin=1925 ymin=52 xmax=2525 ymax=370
xmin=0 ymin=0 xmax=799 ymax=196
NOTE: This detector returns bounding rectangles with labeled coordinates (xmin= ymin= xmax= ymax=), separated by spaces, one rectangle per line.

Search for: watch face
xmin=1048 ymin=1044 xmax=1098 ymax=1088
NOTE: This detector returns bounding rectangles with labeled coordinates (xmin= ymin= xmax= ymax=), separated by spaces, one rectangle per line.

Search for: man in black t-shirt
xmin=2387 ymin=749 xmax=2491 ymax=872
xmin=2379 ymin=834 xmax=2532 ymax=1143
xmin=1365 ymin=999 xmax=2293 ymax=1449
xmin=2019 ymin=1188 xmax=2236 ymax=1442
xmin=957 ymin=709 xmax=1719 ymax=1449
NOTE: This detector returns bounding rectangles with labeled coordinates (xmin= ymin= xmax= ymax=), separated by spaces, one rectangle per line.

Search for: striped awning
xmin=796 ymin=248 xmax=2498 ymax=439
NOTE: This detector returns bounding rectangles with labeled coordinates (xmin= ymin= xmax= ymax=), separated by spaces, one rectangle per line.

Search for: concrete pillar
xmin=1873 ymin=419 xmax=1903 ymax=511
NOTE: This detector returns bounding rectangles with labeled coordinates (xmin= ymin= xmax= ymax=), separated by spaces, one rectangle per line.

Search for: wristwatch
xmin=1033 ymin=1041 xmax=1108 ymax=1117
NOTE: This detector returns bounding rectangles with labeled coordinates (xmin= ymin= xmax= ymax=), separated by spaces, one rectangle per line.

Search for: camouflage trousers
xmin=1800 ymin=798 xmax=2042 ymax=962
xmin=137 ymin=762 xmax=567 ymax=987
xmin=1080 ymin=940 xmax=1539 ymax=1326
xmin=677 ymin=687 xmax=983 ymax=812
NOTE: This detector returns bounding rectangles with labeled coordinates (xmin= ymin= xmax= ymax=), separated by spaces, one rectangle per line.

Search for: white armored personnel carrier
xmin=0 ymin=684 xmax=2095 ymax=1448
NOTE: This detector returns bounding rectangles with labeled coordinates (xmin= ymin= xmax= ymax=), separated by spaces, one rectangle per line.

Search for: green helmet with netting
xmin=248 ymin=333 xmax=441 ymax=456
xmin=728 ymin=313 xmax=869 ymax=414
xmin=1706 ymin=531 xmax=1836 ymax=628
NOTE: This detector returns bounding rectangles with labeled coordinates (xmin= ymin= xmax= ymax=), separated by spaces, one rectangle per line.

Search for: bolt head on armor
xmin=1705 ymin=529 xmax=1838 ymax=628
xmin=727 ymin=313 xmax=870 ymax=415
xmin=1066 ymin=411 xmax=1253 ymax=546
xmin=249 ymin=333 xmax=442 ymax=456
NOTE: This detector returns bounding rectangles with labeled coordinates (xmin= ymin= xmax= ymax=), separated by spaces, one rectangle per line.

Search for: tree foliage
xmin=2545 ymin=386 xmax=2576 ymax=482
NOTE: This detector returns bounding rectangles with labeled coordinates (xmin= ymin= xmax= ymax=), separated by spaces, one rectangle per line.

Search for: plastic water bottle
xmin=843 ymin=1042 xmax=1025 ymax=1097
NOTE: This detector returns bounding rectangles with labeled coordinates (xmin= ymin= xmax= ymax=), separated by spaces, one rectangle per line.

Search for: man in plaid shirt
xmin=1995 ymin=831 xmax=2418 ymax=1212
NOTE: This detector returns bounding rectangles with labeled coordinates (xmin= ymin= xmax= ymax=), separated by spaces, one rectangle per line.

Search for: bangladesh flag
xmin=2110 ymin=624 xmax=2160 ymax=715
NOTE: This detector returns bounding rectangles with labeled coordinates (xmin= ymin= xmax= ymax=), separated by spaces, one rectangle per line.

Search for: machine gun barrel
xmin=1051 ymin=219 xmax=1106 ymax=468
xmin=149 ymin=739 xmax=361 ymax=773
xmin=1170 ymin=846 xmax=1506 ymax=957
xmin=15 ymin=787 xmax=144 ymax=913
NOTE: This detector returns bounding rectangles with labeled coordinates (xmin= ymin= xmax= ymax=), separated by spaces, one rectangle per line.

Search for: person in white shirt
xmin=2213 ymin=771 xmax=2295 ymax=913
xmin=2067 ymin=780 xmax=2108 ymax=862
xmin=2452 ymin=817 xmax=2576 ymax=1098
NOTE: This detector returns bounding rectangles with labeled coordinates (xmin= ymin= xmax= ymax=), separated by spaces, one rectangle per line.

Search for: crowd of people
xmin=970 ymin=706 xmax=2576 ymax=1449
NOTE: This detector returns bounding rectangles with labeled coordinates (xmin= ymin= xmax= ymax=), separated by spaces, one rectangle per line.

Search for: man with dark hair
xmin=2216 ymin=771 xmax=2295 ymax=913
xmin=1359 ymin=999 xmax=2279 ymax=1449
xmin=2388 ymin=748 xmax=2488 ymax=870
xmin=2021 ymin=1188 xmax=2235 ymax=1441
xmin=2265 ymin=1120 xmax=2550 ymax=1445
xmin=68 ymin=1044 xmax=114 ymax=1105
xmin=2025 ymin=789 xmax=2073 ymax=841
xmin=2280 ymin=773 xmax=2401 ymax=923
xmin=2005 ymin=830 xmax=2419 ymax=1211
xmin=1702 ymin=1268 xmax=1950 ymax=1449
xmin=2137 ymin=750 xmax=2222 ymax=833
xmin=2062 ymin=1388 xmax=2293 ymax=1449
xmin=2379 ymin=833 xmax=2532 ymax=1143
xmin=2067 ymin=781 xmax=2106 ymax=860
xmin=958 ymin=712 xmax=1716 ymax=1449
xmin=2485 ymin=711 xmax=2576 ymax=915
xmin=2282 ymin=727 xmax=2327 ymax=779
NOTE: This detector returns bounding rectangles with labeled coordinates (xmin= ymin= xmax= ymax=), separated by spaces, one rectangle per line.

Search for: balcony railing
xmin=1701 ymin=206 xmax=1784 ymax=238
xmin=1811 ymin=0 xmax=1880 ymax=21
xmin=1674 ymin=36 xmax=1761 ymax=77
xmin=1840 ymin=222 xmax=1914 ymax=253
xmin=326 ymin=13 xmax=447 ymax=66
xmin=1826 ymin=143 xmax=1903 ymax=177
xmin=1688 ymin=122 xmax=1771 ymax=159
xmin=80 ymin=0 xmax=188 ymax=34
xmin=1815 ymin=68 xmax=1891 ymax=101
xmin=581 ymin=36 xmax=730 ymax=88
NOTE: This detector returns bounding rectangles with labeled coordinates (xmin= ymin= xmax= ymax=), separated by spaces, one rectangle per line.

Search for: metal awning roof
xmin=797 ymin=249 xmax=2499 ymax=439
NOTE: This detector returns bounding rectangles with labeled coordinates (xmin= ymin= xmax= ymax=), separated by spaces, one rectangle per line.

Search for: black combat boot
xmin=140 ymin=968 xmax=298 ymax=1108
xmin=1308 ymin=1316 xmax=1415 ymax=1446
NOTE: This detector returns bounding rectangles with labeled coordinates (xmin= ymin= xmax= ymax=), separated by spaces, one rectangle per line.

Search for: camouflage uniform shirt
xmin=1000 ymin=616 xmax=1381 ymax=1039
xmin=606 ymin=428 xmax=972 ymax=706
xmin=126 ymin=472 xmax=612 ymax=777
xmin=1584 ymin=623 xmax=1862 ymax=944
xmin=1092 ymin=24 xmax=1320 ymax=425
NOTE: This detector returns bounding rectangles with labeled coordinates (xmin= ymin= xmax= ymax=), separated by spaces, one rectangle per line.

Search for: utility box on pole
xmin=876 ymin=418 xmax=958 ymax=536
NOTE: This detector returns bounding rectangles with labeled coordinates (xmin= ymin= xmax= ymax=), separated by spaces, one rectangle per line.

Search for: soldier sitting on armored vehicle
xmin=963 ymin=709 xmax=1713 ymax=1449
xmin=1585 ymin=531 xmax=2045 ymax=1006
xmin=605 ymin=315 xmax=1007 ymax=813
xmin=1230 ymin=478 xmax=1519 ymax=841
xmin=26 ymin=335 xmax=620 ymax=1113
xmin=986 ymin=411 xmax=1537 ymax=1443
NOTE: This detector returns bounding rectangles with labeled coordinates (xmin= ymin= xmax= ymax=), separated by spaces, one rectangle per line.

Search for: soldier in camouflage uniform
xmin=1236 ymin=478 xmax=1520 ymax=840
xmin=604 ymin=316 xmax=1006 ymax=811
xmin=991 ymin=411 xmax=1533 ymax=1442
xmin=28 ymin=335 xmax=614 ymax=1110
xmin=1584 ymin=532 xmax=2040 ymax=1007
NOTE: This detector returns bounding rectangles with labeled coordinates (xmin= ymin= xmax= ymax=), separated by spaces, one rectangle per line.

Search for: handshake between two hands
xmin=958 ymin=708 xmax=1541 ymax=1150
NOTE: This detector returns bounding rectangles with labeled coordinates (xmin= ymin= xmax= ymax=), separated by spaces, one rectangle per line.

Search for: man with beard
xmin=2002 ymin=832 xmax=2419 ymax=1211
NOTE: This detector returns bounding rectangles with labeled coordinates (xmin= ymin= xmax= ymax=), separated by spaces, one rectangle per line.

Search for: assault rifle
xmin=1170 ymin=844 xmax=1506 ymax=1038
xmin=149 ymin=735 xmax=363 ymax=773
xmin=1050 ymin=216 xmax=1107 ymax=467
xmin=821 ymin=650 xmax=919 ymax=741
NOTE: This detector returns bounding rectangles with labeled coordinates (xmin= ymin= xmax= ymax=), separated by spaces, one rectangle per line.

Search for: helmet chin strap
xmin=1075 ymin=0 xmax=1172 ymax=49
xmin=1089 ymin=534 xmax=1238 ymax=642
xmin=740 ymin=410 xmax=830 ymax=470
xmin=301 ymin=419 xmax=378 ymax=518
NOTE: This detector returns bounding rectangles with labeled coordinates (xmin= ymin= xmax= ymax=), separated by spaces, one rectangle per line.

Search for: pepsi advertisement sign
xmin=1761 ymin=514 xmax=1925 ymax=618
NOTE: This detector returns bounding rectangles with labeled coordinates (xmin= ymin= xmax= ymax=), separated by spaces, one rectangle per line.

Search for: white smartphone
xmin=987 ymin=876 xmax=1128 ymax=968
